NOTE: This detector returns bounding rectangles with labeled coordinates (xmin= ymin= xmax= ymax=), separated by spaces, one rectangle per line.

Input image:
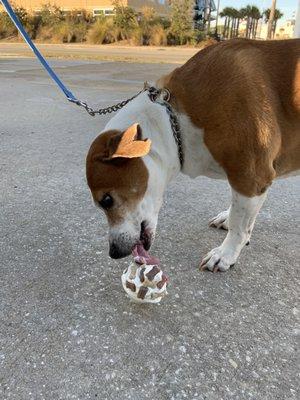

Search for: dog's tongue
xmin=133 ymin=244 xmax=160 ymax=265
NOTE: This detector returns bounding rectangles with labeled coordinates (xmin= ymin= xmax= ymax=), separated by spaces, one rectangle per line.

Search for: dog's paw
xmin=209 ymin=210 xmax=229 ymax=230
xmin=200 ymin=244 xmax=238 ymax=272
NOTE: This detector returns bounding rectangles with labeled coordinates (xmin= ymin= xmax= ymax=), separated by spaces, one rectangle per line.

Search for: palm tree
xmin=220 ymin=7 xmax=231 ymax=38
xmin=250 ymin=6 xmax=261 ymax=39
xmin=238 ymin=7 xmax=247 ymax=37
xmin=240 ymin=5 xmax=252 ymax=38
xmin=263 ymin=8 xmax=284 ymax=38
xmin=229 ymin=8 xmax=240 ymax=38
xmin=234 ymin=9 xmax=244 ymax=37
xmin=240 ymin=5 xmax=262 ymax=39
xmin=221 ymin=7 xmax=239 ymax=39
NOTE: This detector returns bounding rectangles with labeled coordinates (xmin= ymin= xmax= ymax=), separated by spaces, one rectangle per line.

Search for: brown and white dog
xmin=86 ymin=39 xmax=300 ymax=272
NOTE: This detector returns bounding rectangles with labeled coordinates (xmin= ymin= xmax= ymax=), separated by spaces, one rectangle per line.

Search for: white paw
xmin=200 ymin=244 xmax=239 ymax=272
xmin=209 ymin=209 xmax=230 ymax=230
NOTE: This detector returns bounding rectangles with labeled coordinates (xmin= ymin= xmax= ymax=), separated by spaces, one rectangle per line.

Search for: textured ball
xmin=121 ymin=262 xmax=168 ymax=304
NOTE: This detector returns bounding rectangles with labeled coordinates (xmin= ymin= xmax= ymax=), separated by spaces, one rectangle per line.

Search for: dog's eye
xmin=99 ymin=194 xmax=114 ymax=210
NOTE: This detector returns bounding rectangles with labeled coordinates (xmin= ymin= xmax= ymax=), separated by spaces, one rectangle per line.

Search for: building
xmin=1 ymin=1 xmax=170 ymax=17
xmin=274 ymin=19 xmax=295 ymax=39
xmin=257 ymin=19 xmax=295 ymax=40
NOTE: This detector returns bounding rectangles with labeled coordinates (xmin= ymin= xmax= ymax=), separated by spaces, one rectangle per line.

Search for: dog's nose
xmin=109 ymin=242 xmax=132 ymax=259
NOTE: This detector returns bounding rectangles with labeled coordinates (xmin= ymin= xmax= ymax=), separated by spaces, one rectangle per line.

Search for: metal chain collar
xmin=74 ymin=83 xmax=184 ymax=168
xmin=146 ymin=86 xmax=184 ymax=168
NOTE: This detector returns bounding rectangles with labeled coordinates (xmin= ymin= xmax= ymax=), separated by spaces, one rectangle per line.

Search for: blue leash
xmin=0 ymin=0 xmax=145 ymax=116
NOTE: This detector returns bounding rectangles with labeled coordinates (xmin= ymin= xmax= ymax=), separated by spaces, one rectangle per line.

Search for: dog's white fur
xmin=105 ymin=92 xmax=179 ymax=247
xmin=201 ymin=190 xmax=267 ymax=271
xmin=102 ymin=91 xmax=271 ymax=269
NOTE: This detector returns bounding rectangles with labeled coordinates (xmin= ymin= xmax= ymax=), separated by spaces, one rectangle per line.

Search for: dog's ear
xmin=107 ymin=123 xmax=151 ymax=160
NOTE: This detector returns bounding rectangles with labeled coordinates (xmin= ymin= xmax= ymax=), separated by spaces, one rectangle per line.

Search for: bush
xmin=38 ymin=4 xmax=64 ymax=27
xmin=149 ymin=25 xmax=167 ymax=46
xmin=168 ymin=0 xmax=194 ymax=45
xmin=36 ymin=5 xmax=89 ymax=43
xmin=112 ymin=1 xmax=138 ymax=41
xmin=0 ymin=11 xmax=17 ymax=39
xmin=130 ymin=6 xmax=167 ymax=46
xmin=50 ymin=21 xmax=87 ymax=43
xmin=0 ymin=6 xmax=31 ymax=39
xmin=35 ymin=4 xmax=62 ymax=42
xmin=88 ymin=17 xmax=117 ymax=44
xmin=128 ymin=26 xmax=144 ymax=46
xmin=65 ymin=9 xmax=93 ymax=25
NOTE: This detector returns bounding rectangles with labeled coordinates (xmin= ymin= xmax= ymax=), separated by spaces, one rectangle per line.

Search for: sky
xmin=218 ymin=0 xmax=298 ymax=21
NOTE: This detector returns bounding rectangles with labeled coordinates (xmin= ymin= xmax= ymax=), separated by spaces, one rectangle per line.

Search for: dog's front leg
xmin=200 ymin=189 xmax=267 ymax=272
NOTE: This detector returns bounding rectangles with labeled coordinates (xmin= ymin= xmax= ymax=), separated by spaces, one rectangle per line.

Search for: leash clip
xmin=69 ymin=98 xmax=96 ymax=116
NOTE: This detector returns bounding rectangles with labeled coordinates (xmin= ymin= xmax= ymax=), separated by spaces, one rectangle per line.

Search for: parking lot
xmin=0 ymin=57 xmax=299 ymax=399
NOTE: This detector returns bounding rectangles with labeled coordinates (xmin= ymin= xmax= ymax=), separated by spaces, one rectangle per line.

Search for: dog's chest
xmin=179 ymin=113 xmax=226 ymax=180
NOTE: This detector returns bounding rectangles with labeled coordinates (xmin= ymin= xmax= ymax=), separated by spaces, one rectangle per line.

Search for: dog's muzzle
xmin=109 ymin=242 xmax=132 ymax=259
xmin=109 ymin=221 xmax=152 ymax=259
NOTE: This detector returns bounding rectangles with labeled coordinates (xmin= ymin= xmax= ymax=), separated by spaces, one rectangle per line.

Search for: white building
xmin=257 ymin=19 xmax=295 ymax=40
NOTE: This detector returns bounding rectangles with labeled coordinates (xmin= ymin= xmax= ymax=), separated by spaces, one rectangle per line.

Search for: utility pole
xmin=295 ymin=0 xmax=300 ymax=38
xmin=267 ymin=0 xmax=276 ymax=39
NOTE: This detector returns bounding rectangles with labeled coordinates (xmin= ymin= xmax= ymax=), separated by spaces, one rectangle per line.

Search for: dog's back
xmin=159 ymin=39 xmax=300 ymax=195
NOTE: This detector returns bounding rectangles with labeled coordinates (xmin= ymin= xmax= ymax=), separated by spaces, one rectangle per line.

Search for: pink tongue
xmin=132 ymin=244 xmax=160 ymax=265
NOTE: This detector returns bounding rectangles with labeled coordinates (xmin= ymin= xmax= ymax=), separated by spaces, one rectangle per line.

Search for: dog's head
xmin=86 ymin=123 xmax=163 ymax=259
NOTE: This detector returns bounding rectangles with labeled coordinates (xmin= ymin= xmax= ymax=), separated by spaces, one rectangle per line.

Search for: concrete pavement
xmin=0 ymin=58 xmax=299 ymax=400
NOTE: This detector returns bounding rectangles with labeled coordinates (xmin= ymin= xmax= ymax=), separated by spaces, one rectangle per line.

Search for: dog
xmin=86 ymin=39 xmax=300 ymax=272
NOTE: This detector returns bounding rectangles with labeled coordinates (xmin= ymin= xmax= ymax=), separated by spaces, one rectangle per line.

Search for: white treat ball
xmin=121 ymin=262 xmax=168 ymax=304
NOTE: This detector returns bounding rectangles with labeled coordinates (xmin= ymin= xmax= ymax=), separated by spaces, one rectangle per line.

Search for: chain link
xmin=71 ymin=89 xmax=145 ymax=117
xmin=72 ymin=84 xmax=184 ymax=167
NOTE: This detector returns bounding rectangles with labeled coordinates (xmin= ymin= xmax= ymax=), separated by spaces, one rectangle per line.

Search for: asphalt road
xmin=0 ymin=58 xmax=299 ymax=400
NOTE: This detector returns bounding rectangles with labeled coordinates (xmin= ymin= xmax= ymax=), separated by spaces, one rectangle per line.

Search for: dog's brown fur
xmin=158 ymin=39 xmax=300 ymax=197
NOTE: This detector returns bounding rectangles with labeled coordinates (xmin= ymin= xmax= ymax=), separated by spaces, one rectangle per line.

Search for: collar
xmin=146 ymin=85 xmax=184 ymax=169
